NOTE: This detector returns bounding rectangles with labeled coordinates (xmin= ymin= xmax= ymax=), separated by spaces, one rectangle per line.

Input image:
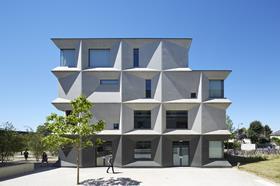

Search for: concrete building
xmin=51 ymin=38 xmax=232 ymax=167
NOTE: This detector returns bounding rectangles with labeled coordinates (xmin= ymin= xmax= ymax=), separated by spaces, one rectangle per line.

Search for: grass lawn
xmin=239 ymin=156 xmax=280 ymax=183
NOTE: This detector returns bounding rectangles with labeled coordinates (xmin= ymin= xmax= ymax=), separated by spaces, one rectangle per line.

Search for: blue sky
xmin=0 ymin=0 xmax=279 ymax=131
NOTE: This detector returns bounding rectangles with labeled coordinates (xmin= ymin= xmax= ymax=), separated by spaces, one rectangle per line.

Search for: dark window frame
xmin=60 ymin=49 xmax=76 ymax=67
xmin=100 ymin=79 xmax=119 ymax=85
xmin=134 ymin=141 xmax=152 ymax=160
xmin=209 ymin=80 xmax=224 ymax=99
xmin=88 ymin=48 xmax=111 ymax=68
xmin=133 ymin=48 xmax=139 ymax=67
xmin=113 ymin=123 xmax=119 ymax=130
xmin=134 ymin=110 xmax=151 ymax=129
xmin=145 ymin=79 xmax=152 ymax=98
xmin=166 ymin=111 xmax=188 ymax=129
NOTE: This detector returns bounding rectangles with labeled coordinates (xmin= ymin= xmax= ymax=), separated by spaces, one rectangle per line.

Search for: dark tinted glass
xmin=133 ymin=48 xmax=139 ymax=67
xmin=166 ymin=111 xmax=188 ymax=129
xmin=134 ymin=111 xmax=151 ymax=129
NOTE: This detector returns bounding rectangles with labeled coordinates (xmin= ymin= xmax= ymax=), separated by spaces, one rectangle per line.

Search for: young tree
xmin=226 ymin=115 xmax=235 ymax=136
xmin=43 ymin=96 xmax=105 ymax=185
xmin=28 ymin=132 xmax=46 ymax=161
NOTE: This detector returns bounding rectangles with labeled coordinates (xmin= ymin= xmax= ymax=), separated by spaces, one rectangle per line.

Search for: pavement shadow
xmin=80 ymin=177 xmax=141 ymax=186
xmin=0 ymin=162 xmax=59 ymax=182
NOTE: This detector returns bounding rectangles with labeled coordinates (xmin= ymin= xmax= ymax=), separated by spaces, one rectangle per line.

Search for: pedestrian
xmin=106 ymin=155 xmax=115 ymax=174
xmin=41 ymin=151 xmax=48 ymax=166
xmin=23 ymin=149 xmax=29 ymax=161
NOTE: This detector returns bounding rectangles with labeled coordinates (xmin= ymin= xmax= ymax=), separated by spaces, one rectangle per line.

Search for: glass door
xmin=96 ymin=141 xmax=112 ymax=166
xmin=173 ymin=141 xmax=189 ymax=166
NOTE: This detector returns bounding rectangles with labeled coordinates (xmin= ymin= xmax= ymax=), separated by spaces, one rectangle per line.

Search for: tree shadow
xmin=80 ymin=177 xmax=141 ymax=186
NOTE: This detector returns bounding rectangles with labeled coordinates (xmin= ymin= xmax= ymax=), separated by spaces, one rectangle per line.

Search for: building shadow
xmin=80 ymin=177 xmax=141 ymax=186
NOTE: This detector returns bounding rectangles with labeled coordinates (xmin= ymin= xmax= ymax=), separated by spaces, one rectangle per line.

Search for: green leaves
xmin=43 ymin=96 xmax=105 ymax=151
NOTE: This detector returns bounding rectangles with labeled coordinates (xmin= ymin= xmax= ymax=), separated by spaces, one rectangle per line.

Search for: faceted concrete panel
xmin=82 ymin=71 xmax=121 ymax=103
xmin=81 ymin=39 xmax=122 ymax=70
xmin=122 ymin=104 xmax=161 ymax=133
xmin=122 ymin=72 xmax=160 ymax=101
xmin=162 ymin=72 xmax=200 ymax=101
xmin=58 ymin=72 xmax=81 ymax=100
xmin=162 ymin=104 xmax=200 ymax=132
xmin=122 ymin=39 xmax=161 ymax=70
xmin=201 ymin=104 xmax=227 ymax=133
xmin=162 ymin=40 xmax=189 ymax=69
xmin=91 ymin=104 xmax=121 ymax=130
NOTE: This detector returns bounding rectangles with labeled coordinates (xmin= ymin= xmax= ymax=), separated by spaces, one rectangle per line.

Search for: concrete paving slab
xmin=0 ymin=167 xmax=278 ymax=186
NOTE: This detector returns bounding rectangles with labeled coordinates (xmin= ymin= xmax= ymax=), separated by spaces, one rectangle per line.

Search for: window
xmin=65 ymin=110 xmax=72 ymax=116
xmin=89 ymin=49 xmax=111 ymax=67
xmin=166 ymin=111 xmax=188 ymax=129
xmin=134 ymin=111 xmax=151 ymax=129
xmin=133 ymin=48 xmax=139 ymax=67
xmin=209 ymin=141 xmax=223 ymax=159
xmin=209 ymin=80 xmax=224 ymax=98
xmin=60 ymin=49 xmax=76 ymax=67
xmin=190 ymin=92 xmax=197 ymax=99
xmin=145 ymin=80 xmax=151 ymax=98
xmin=134 ymin=141 xmax=151 ymax=160
xmin=113 ymin=123 xmax=119 ymax=130
xmin=100 ymin=80 xmax=119 ymax=85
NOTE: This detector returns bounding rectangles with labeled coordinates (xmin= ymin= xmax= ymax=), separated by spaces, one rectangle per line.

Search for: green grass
xmin=239 ymin=156 xmax=280 ymax=183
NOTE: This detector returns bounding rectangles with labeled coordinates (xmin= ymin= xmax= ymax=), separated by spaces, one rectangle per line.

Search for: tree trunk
xmin=76 ymin=144 xmax=80 ymax=185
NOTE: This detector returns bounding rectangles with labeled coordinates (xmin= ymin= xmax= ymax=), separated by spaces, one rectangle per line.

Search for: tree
xmin=226 ymin=115 xmax=235 ymax=136
xmin=43 ymin=96 xmax=105 ymax=185
xmin=28 ymin=132 xmax=46 ymax=161
xmin=263 ymin=125 xmax=272 ymax=138
xmin=247 ymin=121 xmax=264 ymax=144
xmin=0 ymin=122 xmax=24 ymax=163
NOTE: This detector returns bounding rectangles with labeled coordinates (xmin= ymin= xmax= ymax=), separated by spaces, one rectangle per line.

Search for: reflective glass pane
xmin=60 ymin=49 xmax=76 ymax=67
xmin=89 ymin=49 xmax=111 ymax=67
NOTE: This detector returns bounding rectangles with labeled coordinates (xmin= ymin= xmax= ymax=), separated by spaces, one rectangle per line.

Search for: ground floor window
xmin=209 ymin=141 xmax=223 ymax=159
xmin=134 ymin=141 xmax=152 ymax=160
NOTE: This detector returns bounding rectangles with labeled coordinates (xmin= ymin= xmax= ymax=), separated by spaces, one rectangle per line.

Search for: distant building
xmin=51 ymin=38 xmax=232 ymax=167
xmin=271 ymin=130 xmax=280 ymax=139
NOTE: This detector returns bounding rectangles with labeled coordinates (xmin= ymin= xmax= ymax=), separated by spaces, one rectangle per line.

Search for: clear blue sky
xmin=0 ymin=0 xmax=279 ymax=131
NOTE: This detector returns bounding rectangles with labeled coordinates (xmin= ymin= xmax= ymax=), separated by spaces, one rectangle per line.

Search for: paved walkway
xmin=0 ymin=167 xmax=278 ymax=186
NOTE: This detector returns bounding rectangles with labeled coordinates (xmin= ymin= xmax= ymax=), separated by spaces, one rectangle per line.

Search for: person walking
xmin=41 ymin=152 xmax=48 ymax=166
xmin=23 ymin=149 xmax=29 ymax=161
xmin=106 ymin=155 xmax=115 ymax=174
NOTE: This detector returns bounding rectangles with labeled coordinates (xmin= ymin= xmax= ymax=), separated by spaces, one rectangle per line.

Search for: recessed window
xmin=113 ymin=123 xmax=119 ymax=130
xmin=60 ymin=49 xmax=76 ymax=67
xmin=134 ymin=141 xmax=151 ymax=160
xmin=89 ymin=49 xmax=111 ymax=68
xmin=100 ymin=80 xmax=119 ymax=85
xmin=190 ymin=92 xmax=197 ymax=99
xmin=209 ymin=141 xmax=223 ymax=159
xmin=133 ymin=48 xmax=139 ymax=67
xmin=65 ymin=110 xmax=72 ymax=116
xmin=134 ymin=110 xmax=151 ymax=129
xmin=166 ymin=111 xmax=188 ymax=129
xmin=209 ymin=80 xmax=224 ymax=98
xmin=145 ymin=80 xmax=151 ymax=98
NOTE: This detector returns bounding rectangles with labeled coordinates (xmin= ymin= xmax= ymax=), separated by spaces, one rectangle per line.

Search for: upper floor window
xmin=209 ymin=80 xmax=224 ymax=98
xmin=166 ymin=111 xmax=188 ymax=129
xmin=89 ymin=49 xmax=111 ymax=68
xmin=133 ymin=48 xmax=139 ymax=67
xmin=145 ymin=80 xmax=151 ymax=98
xmin=60 ymin=49 xmax=76 ymax=67
xmin=100 ymin=79 xmax=119 ymax=85
xmin=134 ymin=110 xmax=151 ymax=129
xmin=209 ymin=141 xmax=223 ymax=159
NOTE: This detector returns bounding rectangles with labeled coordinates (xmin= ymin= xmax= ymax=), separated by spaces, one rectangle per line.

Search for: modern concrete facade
xmin=51 ymin=38 xmax=232 ymax=167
